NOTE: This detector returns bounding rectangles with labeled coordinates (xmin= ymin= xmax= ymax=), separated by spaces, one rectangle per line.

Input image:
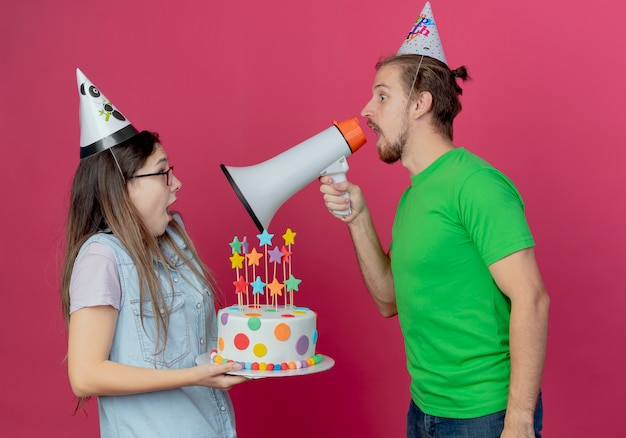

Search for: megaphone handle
xmin=328 ymin=171 xmax=351 ymax=216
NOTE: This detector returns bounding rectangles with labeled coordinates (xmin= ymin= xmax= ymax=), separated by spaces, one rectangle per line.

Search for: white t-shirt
xmin=69 ymin=242 xmax=122 ymax=314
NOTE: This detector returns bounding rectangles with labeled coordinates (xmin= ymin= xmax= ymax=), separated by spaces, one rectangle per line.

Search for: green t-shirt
xmin=391 ymin=147 xmax=535 ymax=418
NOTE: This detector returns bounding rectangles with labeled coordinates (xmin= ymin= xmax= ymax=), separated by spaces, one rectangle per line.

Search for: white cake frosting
xmin=214 ymin=304 xmax=321 ymax=370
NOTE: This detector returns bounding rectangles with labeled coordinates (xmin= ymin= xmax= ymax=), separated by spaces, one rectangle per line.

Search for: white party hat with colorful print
xmin=76 ymin=68 xmax=139 ymax=158
xmin=397 ymin=1 xmax=447 ymax=65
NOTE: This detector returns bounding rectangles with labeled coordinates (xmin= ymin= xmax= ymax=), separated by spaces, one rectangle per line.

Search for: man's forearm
xmin=504 ymin=290 xmax=550 ymax=430
xmin=347 ymin=209 xmax=397 ymax=317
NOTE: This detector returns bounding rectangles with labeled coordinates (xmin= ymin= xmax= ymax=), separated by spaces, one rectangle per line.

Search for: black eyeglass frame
xmin=129 ymin=166 xmax=174 ymax=186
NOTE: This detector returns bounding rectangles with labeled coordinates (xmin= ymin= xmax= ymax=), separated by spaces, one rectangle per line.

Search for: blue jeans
xmin=407 ymin=394 xmax=543 ymax=438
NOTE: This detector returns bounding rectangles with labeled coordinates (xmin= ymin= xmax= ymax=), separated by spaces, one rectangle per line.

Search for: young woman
xmin=61 ymin=131 xmax=247 ymax=437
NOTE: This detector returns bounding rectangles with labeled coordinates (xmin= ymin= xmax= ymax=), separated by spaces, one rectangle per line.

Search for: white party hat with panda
xmin=76 ymin=68 xmax=139 ymax=158
xmin=397 ymin=1 xmax=447 ymax=65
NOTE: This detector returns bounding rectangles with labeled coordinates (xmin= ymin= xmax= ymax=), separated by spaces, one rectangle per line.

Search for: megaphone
xmin=221 ymin=117 xmax=366 ymax=231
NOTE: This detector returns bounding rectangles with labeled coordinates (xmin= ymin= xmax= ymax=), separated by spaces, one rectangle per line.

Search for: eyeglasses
xmin=129 ymin=166 xmax=175 ymax=186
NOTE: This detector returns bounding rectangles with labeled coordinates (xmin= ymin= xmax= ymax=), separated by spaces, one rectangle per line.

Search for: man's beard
xmin=376 ymin=117 xmax=409 ymax=164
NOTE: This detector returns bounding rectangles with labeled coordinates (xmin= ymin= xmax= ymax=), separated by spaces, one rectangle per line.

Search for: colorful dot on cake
xmin=218 ymin=337 xmax=225 ymax=351
xmin=295 ymin=335 xmax=310 ymax=355
xmin=281 ymin=314 xmax=294 ymax=318
xmin=220 ymin=313 xmax=229 ymax=325
xmin=234 ymin=333 xmax=249 ymax=350
xmin=313 ymin=329 xmax=318 ymax=344
xmin=253 ymin=343 xmax=267 ymax=357
xmin=274 ymin=323 xmax=291 ymax=341
xmin=259 ymin=362 xmax=267 ymax=370
xmin=247 ymin=317 xmax=261 ymax=331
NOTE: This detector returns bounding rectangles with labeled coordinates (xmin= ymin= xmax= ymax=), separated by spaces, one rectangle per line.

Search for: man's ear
xmin=411 ymin=91 xmax=433 ymax=119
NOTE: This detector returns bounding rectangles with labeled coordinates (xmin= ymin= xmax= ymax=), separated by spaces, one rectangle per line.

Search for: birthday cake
xmin=211 ymin=228 xmax=324 ymax=372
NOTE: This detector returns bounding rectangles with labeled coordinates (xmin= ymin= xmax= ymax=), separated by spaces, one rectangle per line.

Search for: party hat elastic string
xmin=403 ymin=55 xmax=424 ymax=114
xmin=109 ymin=148 xmax=126 ymax=182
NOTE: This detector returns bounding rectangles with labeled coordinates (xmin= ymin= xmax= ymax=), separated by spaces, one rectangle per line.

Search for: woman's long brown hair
xmin=61 ymin=132 xmax=222 ymax=410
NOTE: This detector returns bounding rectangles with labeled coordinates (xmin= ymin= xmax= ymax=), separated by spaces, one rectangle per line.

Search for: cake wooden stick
xmin=281 ymin=247 xmax=288 ymax=307
xmin=256 ymin=230 xmax=274 ymax=306
xmin=268 ymin=245 xmax=284 ymax=309
xmin=242 ymin=236 xmax=250 ymax=306
xmin=279 ymin=245 xmax=291 ymax=307
xmin=229 ymin=251 xmax=245 ymax=309
xmin=229 ymin=236 xmax=243 ymax=308
xmin=251 ymin=275 xmax=265 ymax=307
xmin=282 ymin=228 xmax=297 ymax=308
xmin=247 ymin=247 xmax=263 ymax=307
xmin=233 ymin=275 xmax=247 ymax=308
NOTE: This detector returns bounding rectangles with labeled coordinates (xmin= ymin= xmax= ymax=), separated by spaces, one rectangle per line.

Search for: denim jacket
xmin=80 ymin=221 xmax=236 ymax=438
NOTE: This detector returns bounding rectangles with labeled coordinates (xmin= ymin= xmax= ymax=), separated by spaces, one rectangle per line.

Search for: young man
xmin=319 ymin=3 xmax=549 ymax=437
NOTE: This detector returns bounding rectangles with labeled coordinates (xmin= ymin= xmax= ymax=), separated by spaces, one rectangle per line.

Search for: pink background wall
xmin=2 ymin=0 xmax=625 ymax=436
